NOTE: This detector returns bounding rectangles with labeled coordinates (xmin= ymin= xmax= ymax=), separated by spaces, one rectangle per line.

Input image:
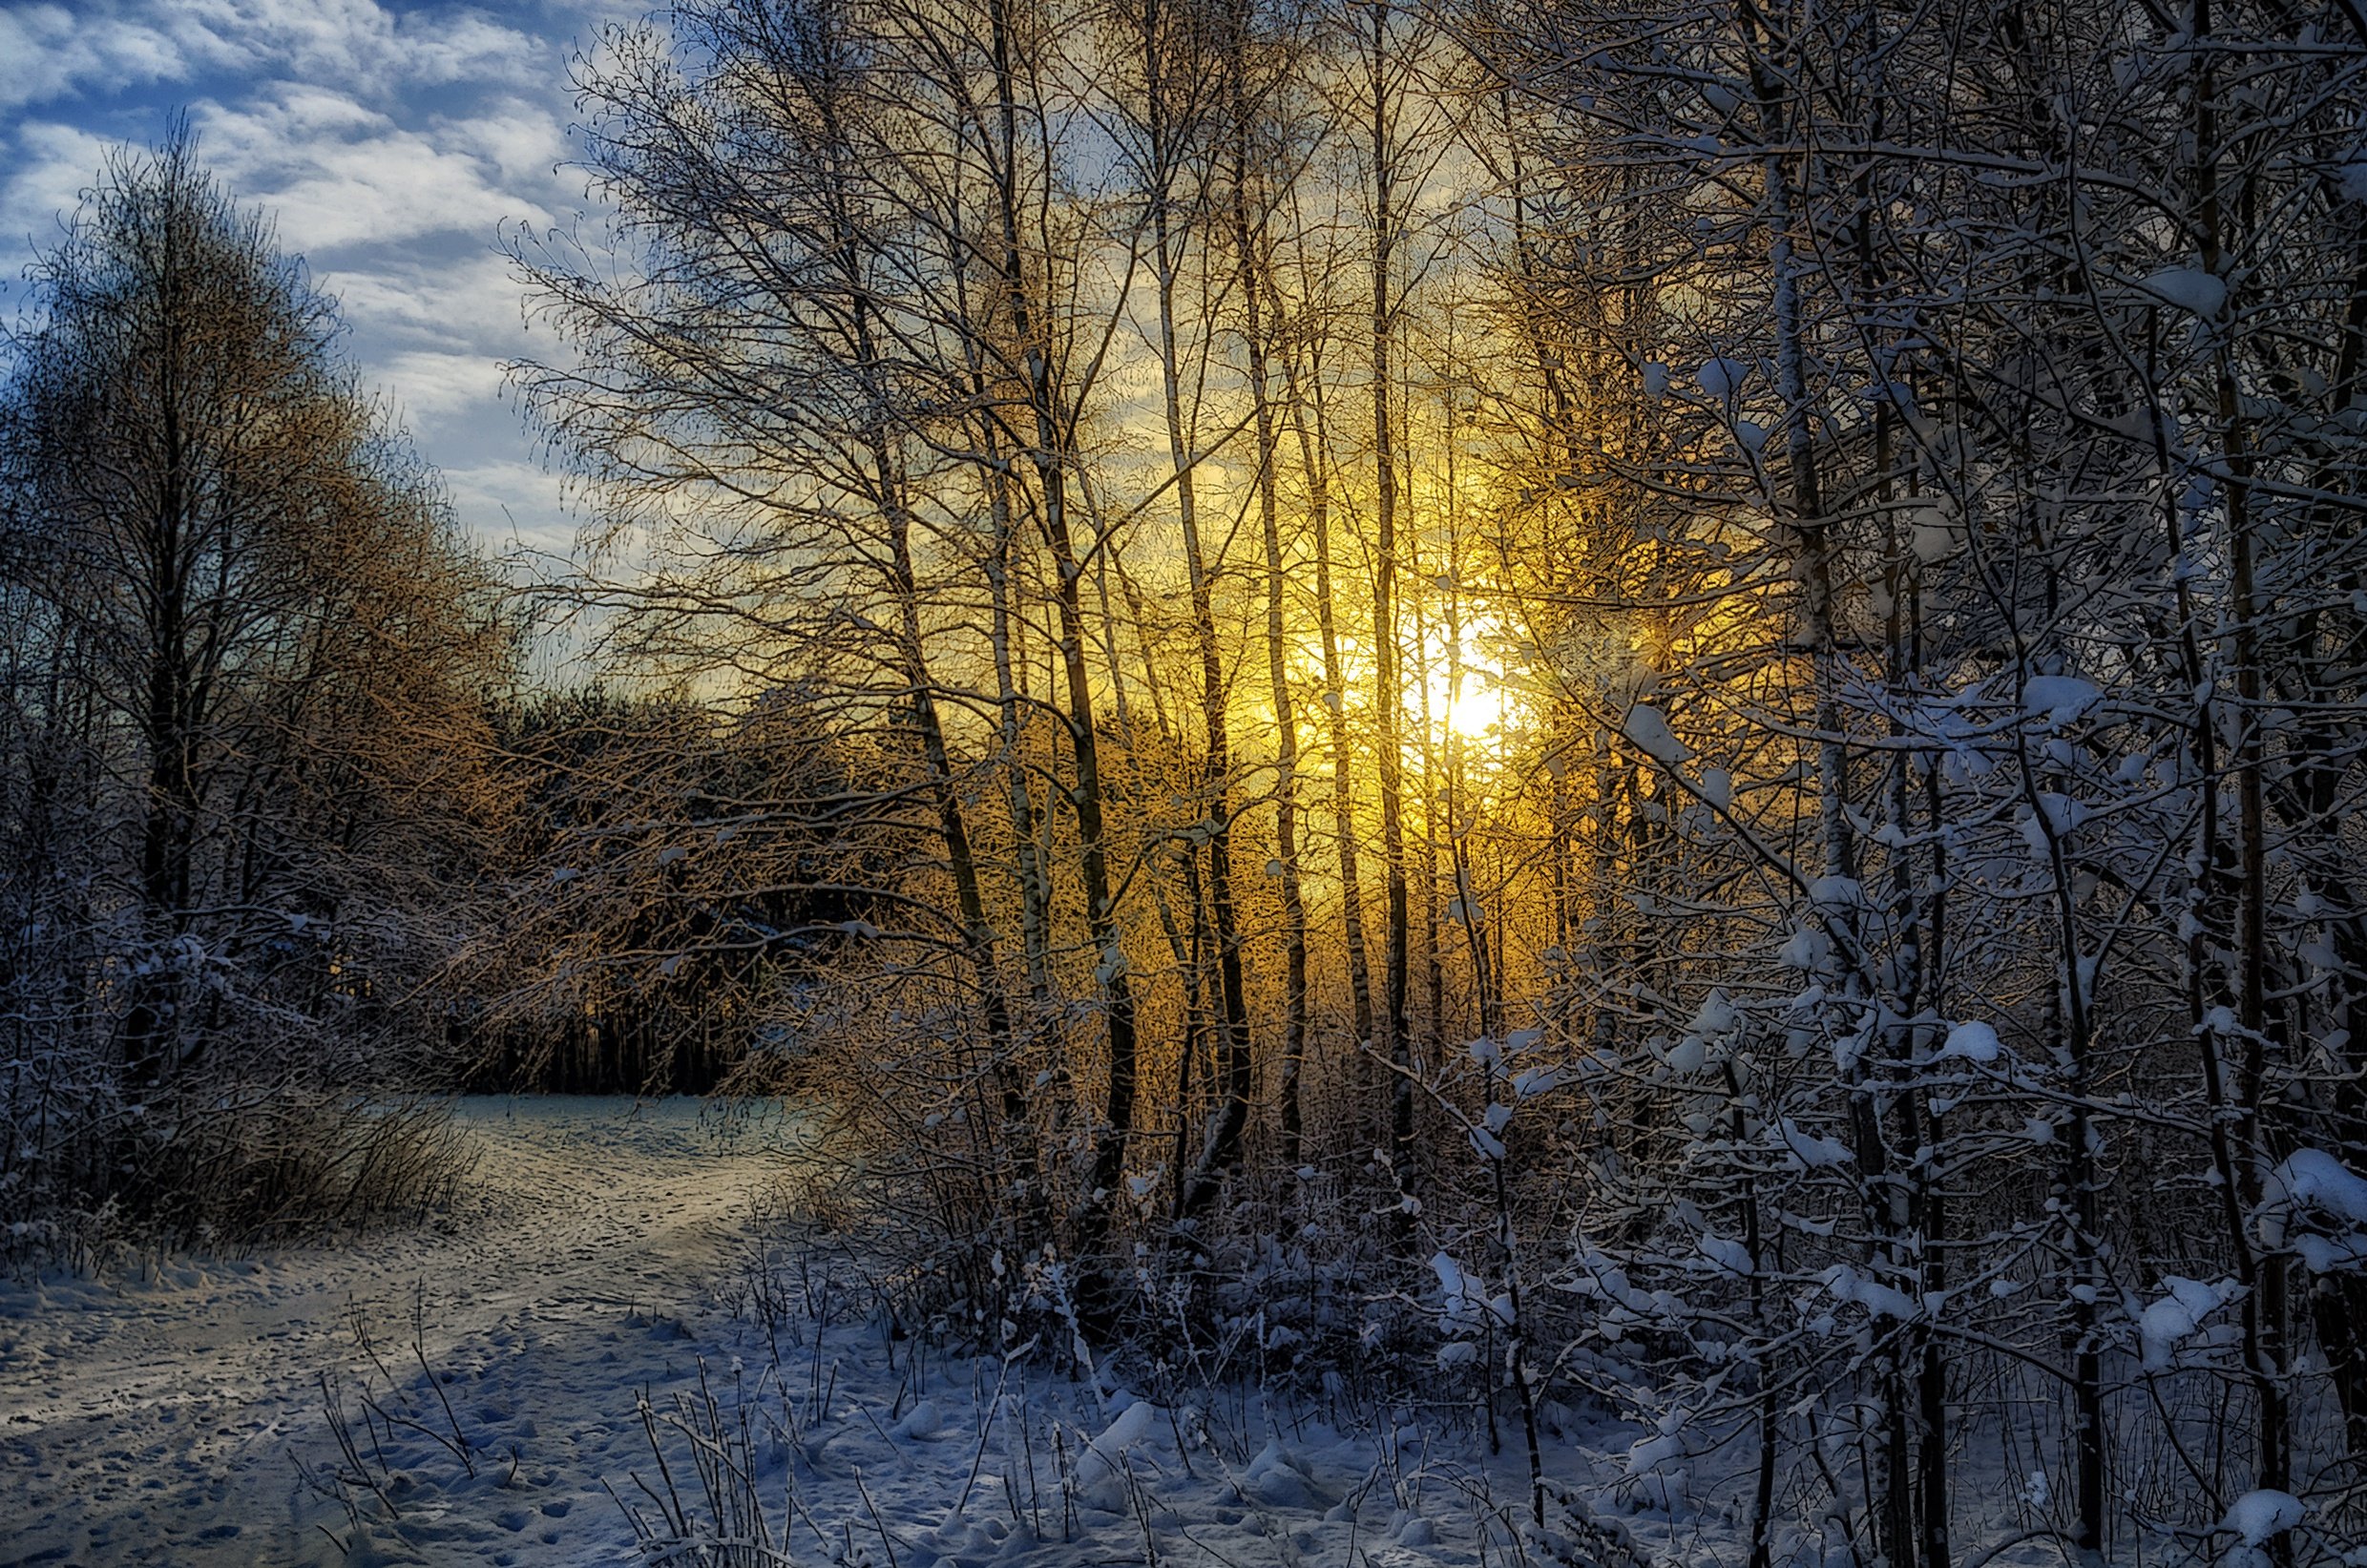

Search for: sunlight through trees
xmin=7 ymin=0 xmax=2367 ymax=1561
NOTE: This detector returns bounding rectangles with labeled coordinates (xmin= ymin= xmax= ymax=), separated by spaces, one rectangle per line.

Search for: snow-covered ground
xmin=0 ymin=1096 xmax=1751 ymax=1568
xmin=0 ymin=1097 xmax=1666 ymax=1568
xmin=0 ymin=1097 xmax=807 ymax=1566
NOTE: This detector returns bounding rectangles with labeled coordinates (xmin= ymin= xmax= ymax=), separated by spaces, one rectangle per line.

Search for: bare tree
xmin=0 ymin=130 xmax=513 ymax=1246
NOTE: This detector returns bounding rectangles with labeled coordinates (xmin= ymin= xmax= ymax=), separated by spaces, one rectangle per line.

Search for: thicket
xmin=446 ymin=686 xmax=897 ymax=1096
xmin=0 ymin=136 xmax=512 ymax=1259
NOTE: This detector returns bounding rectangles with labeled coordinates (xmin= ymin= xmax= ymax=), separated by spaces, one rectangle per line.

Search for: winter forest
xmin=4 ymin=0 xmax=2367 ymax=1564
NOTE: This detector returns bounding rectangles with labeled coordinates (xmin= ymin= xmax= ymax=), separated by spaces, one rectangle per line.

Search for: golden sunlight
xmin=1420 ymin=617 xmax=1513 ymax=742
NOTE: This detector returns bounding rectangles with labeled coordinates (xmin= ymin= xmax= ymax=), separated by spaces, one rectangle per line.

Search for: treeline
xmin=0 ymin=137 xmax=518 ymax=1250
xmin=498 ymin=0 xmax=2367 ymax=1562
xmin=453 ymin=685 xmax=898 ymax=1098
xmin=0 ymin=140 xmax=834 ymax=1254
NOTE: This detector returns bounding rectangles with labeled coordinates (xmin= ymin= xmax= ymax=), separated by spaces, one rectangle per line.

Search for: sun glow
xmin=1278 ymin=613 xmax=1524 ymax=746
xmin=1427 ymin=662 xmax=1507 ymax=739
xmin=1420 ymin=615 xmax=1514 ymax=742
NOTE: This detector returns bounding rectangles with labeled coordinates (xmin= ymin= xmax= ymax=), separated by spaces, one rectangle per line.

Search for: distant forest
xmin=7 ymin=0 xmax=2367 ymax=1560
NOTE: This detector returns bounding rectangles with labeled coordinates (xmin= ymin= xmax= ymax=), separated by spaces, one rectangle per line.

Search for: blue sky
xmin=0 ymin=0 xmax=639 ymax=559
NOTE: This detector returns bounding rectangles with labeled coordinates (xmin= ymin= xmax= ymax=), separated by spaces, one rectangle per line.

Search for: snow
xmin=1625 ymin=1427 xmax=1686 ymax=1474
xmin=1821 ymin=1264 xmax=1919 ymax=1320
xmin=1073 ymin=1394 xmax=1162 ymax=1497
xmin=1512 ymin=1064 xmax=1569 ymax=1098
xmin=1697 ymin=356 xmax=1748 ymax=398
xmin=890 ymin=1395 xmax=950 ymax=1440
xmin=1432 ymin=1249 xmax=1477 ymax=1319
xmin=2022 ymin=674 xmax=2102 ymax=724
xmin=1431 ymin=1250 xmax=1511 ymax=1331
xmin=1938 ymin=1020 xmax=2001 ymax=1064
xmin=1623 ymin=701 xmax=1692 ymax=763
xmin=0 ymin=1096 xmax=2145 ymax=1568
xmin=2219 ymin=1489 xmax=2306 ymax=1545
xmin=2294 ymin=1231 xmax=2367 ymax=1272
xmin=9 ymin=1099 xmax=1539 ymax=1568
xmin=2276 ymin=1148 xmax=2367 ymax=1224
xmin=2135 ymin=1276 xmax=2232 ymax=1372
xmin=2276 ymin=1151 xmax=2367 ymax=1274
xmin=0 ymin=1097 xmax=806 ymax=1567
xmin=1700 ymin=1236 xmax=1753 ymax=1275
xmin=1911 ymin=502 xmax=1958 ymax=564
xmin=2143 ymin=266 xmax=2227 ymax=317
xmin=1780 ymin=1117 xmax=1854 ymax=1168
xmin=2019 ymin=791 xmax=2088 ymax=856
xmin=1809 ymin=875 xmax=1862 ymax=911
xmin=1237 ymin=1437 xmax=1329 ymax=1509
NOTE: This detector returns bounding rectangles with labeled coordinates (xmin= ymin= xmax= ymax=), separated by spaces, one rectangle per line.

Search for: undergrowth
xmin=1 ymin=1085 xmax=476 ymax=1273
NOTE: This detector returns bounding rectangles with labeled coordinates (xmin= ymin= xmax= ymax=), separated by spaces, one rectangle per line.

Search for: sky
xmin=0 ymin=0 xmax=638 ymax=562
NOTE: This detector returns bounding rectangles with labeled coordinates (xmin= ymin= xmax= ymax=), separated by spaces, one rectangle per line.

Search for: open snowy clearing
xmin=0 ymin=1096 xmax=1694 ymax=1568
xmin=0 ymin=1097 xmax=805 ymax=1566
xmin=0 ymin=1097 xmax=2095 ymax=1568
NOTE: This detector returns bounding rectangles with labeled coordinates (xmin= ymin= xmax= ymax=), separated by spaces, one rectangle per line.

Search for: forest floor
xmin=0 ymin=1098 xmax=805 ymax=1566
xmin=0 ymin=1097 xmax=2044 ymax=1568
xmin=0 ymin=1096 xmax=1695 ymax=1568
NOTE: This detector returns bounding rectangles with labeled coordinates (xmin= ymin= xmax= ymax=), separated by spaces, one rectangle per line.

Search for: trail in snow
xmin=0 ymin=1094 xmax=1703 ymax=1568
xmin=5 ymin=1097 xmax=2067 ymax=1568
xmin=0 ymin=1097 xmax=805 ymax=1568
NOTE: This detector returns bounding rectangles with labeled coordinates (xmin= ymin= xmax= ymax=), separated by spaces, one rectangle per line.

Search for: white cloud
xmin=0 ymin=0 xmax=607 ymax=562
xmin=191 ymin=87 xmax=556 ymax=253
xmin=0 ymin=122 xmax=121 ymax=269
xmin=444 ymin=110 xmax=570 ymax=190
xmin=440 ymin=458 xmax=579 ymax=556
xmin=0 ymin=2 xmax=544 ymax=113
xmin=3 ymin=74 xmax=572 ymax=271
xmin=0 ymin=5 xmax=236 ymax=112
xmin=316 ymin=256 xmax=543 ymax=466
xmin=214 ymin=0 xmax=540 ymax=92
xmin=321 ymin=253 xmax=531 ymax=350
xmin=378 ymin=347 xmax=512 ymax=431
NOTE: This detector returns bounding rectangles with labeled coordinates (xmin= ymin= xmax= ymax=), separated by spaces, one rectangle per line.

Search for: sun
xmin=1421 ymin=617 xmax=1512 ymax=742
xmin=1278 ymin=616 xmax=1519 ymax=743
xmin=1425 ymin=666 xmax=1504 ymax=739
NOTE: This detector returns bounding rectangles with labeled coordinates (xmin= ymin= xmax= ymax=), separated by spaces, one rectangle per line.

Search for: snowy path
xmin=0 ymin=1098 xmax=1770 ymax=1568
xmin=0 ymin=1097 xmax=805 ymax=1568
